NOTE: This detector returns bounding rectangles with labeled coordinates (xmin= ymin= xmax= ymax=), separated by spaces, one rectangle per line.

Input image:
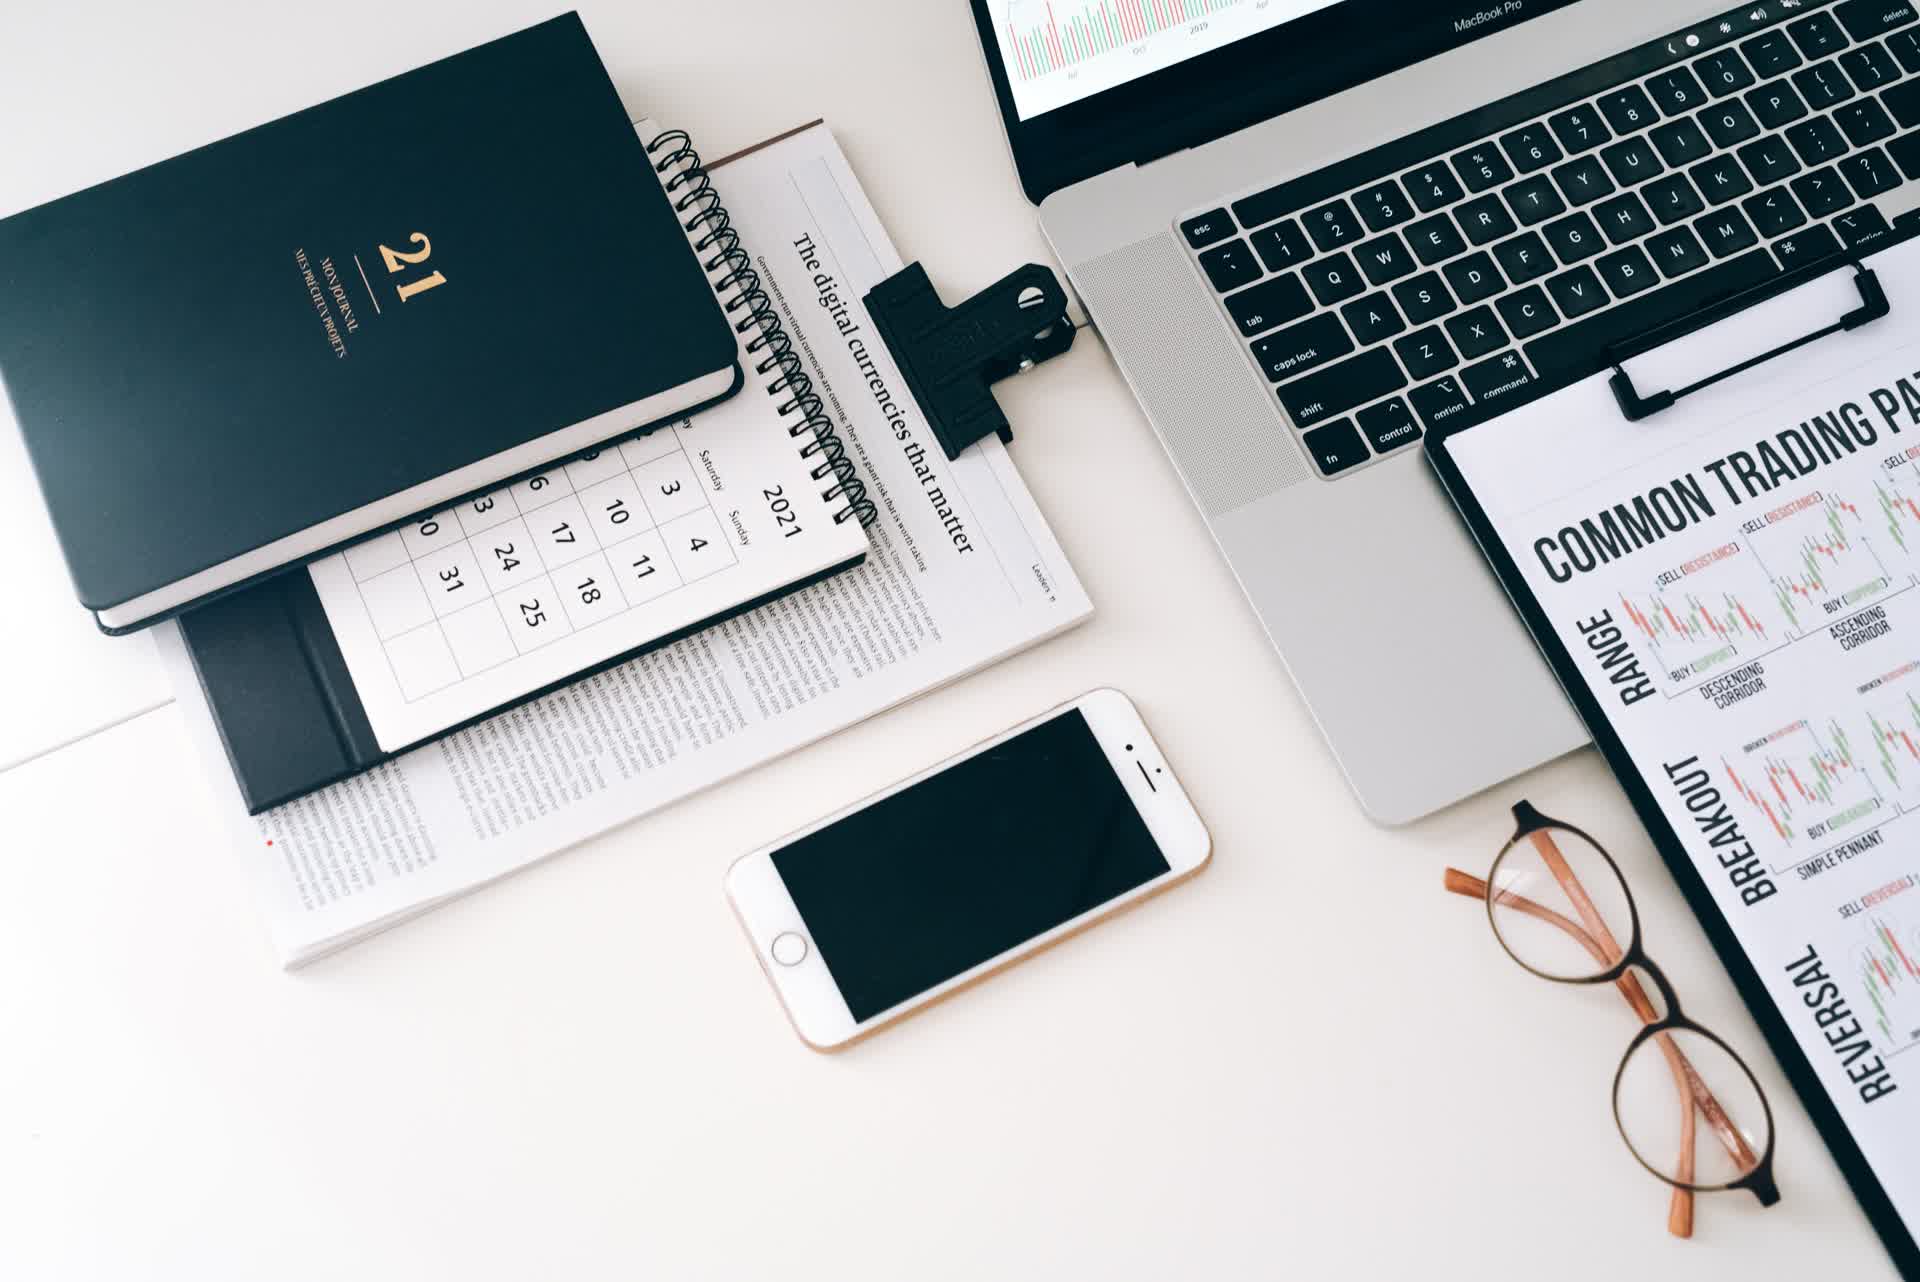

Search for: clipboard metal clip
xmin=864 ymin=261 xmax=1075 ymax=460
xmin=1607 ymin=260 xmax=1891 ymax=422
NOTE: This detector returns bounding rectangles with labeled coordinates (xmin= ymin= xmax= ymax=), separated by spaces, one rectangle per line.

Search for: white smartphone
xmin=725 ymin=689 xmax=1211 ymax=1049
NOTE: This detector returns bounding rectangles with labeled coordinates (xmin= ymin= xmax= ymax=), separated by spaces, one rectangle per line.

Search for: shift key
xmin=1277 ymin=347 xmax=1407 ymax=428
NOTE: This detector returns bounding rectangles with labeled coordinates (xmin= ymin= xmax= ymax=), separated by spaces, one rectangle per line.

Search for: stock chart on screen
xmin=990 ymin=0 xmax=1344 ymax=119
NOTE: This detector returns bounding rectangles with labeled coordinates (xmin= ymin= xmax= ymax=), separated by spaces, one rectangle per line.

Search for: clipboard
xmin=1428 ymin=234 xmax=1920 ymax=1277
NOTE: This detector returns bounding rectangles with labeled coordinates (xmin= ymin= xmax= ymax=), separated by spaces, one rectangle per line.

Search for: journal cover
xmin=0 ymin=13 xmax=739 ymax=631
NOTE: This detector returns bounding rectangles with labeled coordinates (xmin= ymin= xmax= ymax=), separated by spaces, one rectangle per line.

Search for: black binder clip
xmin=864 ymin=262 xmax=1075 ymax=459
xmin=1608 ymin=259 xmax=1891 ymax=421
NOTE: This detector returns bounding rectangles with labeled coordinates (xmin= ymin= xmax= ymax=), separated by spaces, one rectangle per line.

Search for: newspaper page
xmin=1444 ymin=241 xmax=1920 ymax=1244
xmin=159 ymin=122 xmax=1092 ymax=965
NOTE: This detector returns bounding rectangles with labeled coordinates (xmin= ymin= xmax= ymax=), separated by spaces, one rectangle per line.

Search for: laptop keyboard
xmin=1181 ymin=0 xmax=1920 ymax=479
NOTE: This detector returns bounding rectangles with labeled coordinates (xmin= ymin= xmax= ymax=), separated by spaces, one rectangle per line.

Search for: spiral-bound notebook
xmin=179 ymin=122 xmax=875 ymax=813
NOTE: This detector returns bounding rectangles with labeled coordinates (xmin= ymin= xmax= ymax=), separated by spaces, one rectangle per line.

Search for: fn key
xmin=1277 ymin=347 xmax=1407 ymax=428
xmin=1301 ymin=419 xmax=1370 ymax=476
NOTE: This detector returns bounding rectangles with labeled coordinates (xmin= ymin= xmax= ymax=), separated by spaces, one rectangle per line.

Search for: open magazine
xmin=157 ymin=121 xmax=1093 ymax=965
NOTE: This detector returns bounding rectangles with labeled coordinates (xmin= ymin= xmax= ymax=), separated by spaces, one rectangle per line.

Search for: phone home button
xmin=770 ymin=931 xmax=809 ymax=967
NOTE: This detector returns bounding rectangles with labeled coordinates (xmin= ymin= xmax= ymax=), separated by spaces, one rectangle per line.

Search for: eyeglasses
xmin=1445 ymin=800 xmax=1779 ymax=1238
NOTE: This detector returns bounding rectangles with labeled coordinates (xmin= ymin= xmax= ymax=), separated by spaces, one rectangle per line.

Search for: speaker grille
xmin=1074 ymin=233 xmax=1307 ymax=516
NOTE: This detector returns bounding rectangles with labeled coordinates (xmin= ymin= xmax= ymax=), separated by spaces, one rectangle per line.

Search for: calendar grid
xmin=340 ymin=426 xmax=738 ymax=702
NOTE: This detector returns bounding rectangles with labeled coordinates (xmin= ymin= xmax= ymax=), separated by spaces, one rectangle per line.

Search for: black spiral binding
xmin=646 ymin=130 xmax=877 ymax=529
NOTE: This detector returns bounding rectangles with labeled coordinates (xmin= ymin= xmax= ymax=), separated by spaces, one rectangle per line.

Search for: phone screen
xmin=771 ymin=708 xmax=1171 ymax=1021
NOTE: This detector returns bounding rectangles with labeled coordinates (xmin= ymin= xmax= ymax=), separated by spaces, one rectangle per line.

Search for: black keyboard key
xmin=1890 ymin=29 xmax=1920 ymax=73
xmin=1495 ymin=286 xmax=1559 ymax=339
xmin=1301 ymin=419 xmax=1370 ymax=477
xmin=1794 ymin=59 xmax=1856 ymax=108
xmin=1773 ymin=223 xmax=1844 ymax=268
xmin=1492 ymin=231 xmax=1554 ymax=284
xmin=1548 ymin=104 xmax=1611 ymax=154
xmin=1305 ymin=199 xmax=1365 ymax=252
xmin=1342 ymin=292 xmax=1407 ymax=345
xmin=1395 ymin=327 xmax=1459 ymax=379
xmin=1745 ymin=79 xmax=1809 ymax=129
xmin=1840 ymin=144 xmax=1904 ymax=195
xmin=1699 ymin=99 xmax=1763 ymax=148
xmin=1888 ymin=79 xmax=1920 ymax=128
xmin=1251 ymin=313 xmax=1354 ymax=381
xmin=1446 ymin=306 xmax=1509 ymax=359
xmin=1787 ymin=115 xmax=1849 ymax=165
xmin=1835 ymin=204 xmax=1896 ymax=251
xmin=1551 ymin=155 xmax=1616 ymax=206
xmin=1793 ymin=164 xmax=1855 ymax=214
xmin=1742 ymin=30 xmax=1803 ymax=78
xmin=1545 ymin=265 xmax=1609 ymax=319
xmin=1789 ymin=11 xmax=1852 ymax=60
xmin=1303 ymin=251 xmax=1366 ymax=305
xmin=1648 ymin=66 xmax=1710 ymax=116
xmin=1524 ymin=250 xmax=1779 ymax=382
xmin=1404 ymin=214 xmax=1467 ymax=265
xmin=1596 ymin=245 xmax=1660 ymax=297
xmin=1835 ymin=0 xmax=1919 ymax=40
xmin=1647 ymin=226 xmax=1711 ymax=278
xmin=1697 ymin=48 xmax=1758 ymax=96
xmin=1353 ymin=181 xmax=1416 ymax=232
xmin=1444 ymin=251 xmax=1505 ymax=304
xmin=1250 ymin=218 xmax=1314 ymax=271
xmin=1645 ymin=172 xmax=1708 ymax=224
xmin=1452 ymin=144 xmax=1515 ymax=193
xmin=1223 ymin=273 xmax=1314 ymax=337
xmin=1543 ymin=211 xmax=1606 ymax=262
xmin=1392 ymin=272 xmax=1456 ymax=324
xmin=1504 ymin=174 xmax=1567 ymax=225
xmin=1500 ymin=123 xmax=1564 ymax=174
xmin=1597 ymin=86 xmax=1659 ymax=135
xmin=1743 ymin=185 xmax=1809 ymax=237
xmin=1651 ymin=118 xmax=1713 ymax=167
xmin=1600 ymin=136 xmax=1665 ymax=187
xmin=1840 ymin=42 xmax=1902 ymax=91
xmin=1404 ymin=163 xmax=1466 ymax=212
xmin=1593 ymin=192 xmax=1657 ymax=244
xmin=1457 ymin=193 xmax=1518 ymax=245
xmin=1695 ymin=207 xmax=1762 ymax=257
xmin=1277 ymin=347 xmax=1407 ymax=428
xmin=1354 ymin=233 xmax=1419 ymax=285
xmin=1356 ymin=398 xmax=1423 ymax=453
xmin=1836 ymin=97 xmax=1899 ymax=147
xmin=1891 ymin=128 xmax=1920 ymax=178
xmin=1407 ymin=375 xmax=1474 ymax=430
xmin=1691 ymin=153 xmax=1756 ymax=204
xmin=1739 ymin=135 xmax=1803 ymax=185
xmin=1181 ymin=209 xmax=1235 ymax=249
xmin=1460 ymin=350 xmax=1540 ymax=410
xmin=1198 ymin=240 xmax=1262 ymax=292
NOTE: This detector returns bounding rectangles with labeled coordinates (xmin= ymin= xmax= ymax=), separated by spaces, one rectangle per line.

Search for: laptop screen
xmin=991 ymin=0 xmax=1347 ymax=120
xmin=972 ymin=0 xmax=1586 ymax=202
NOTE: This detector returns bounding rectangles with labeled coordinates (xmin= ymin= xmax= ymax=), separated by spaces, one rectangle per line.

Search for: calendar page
xmin=308 ymin=381 xmax=868 ymax=752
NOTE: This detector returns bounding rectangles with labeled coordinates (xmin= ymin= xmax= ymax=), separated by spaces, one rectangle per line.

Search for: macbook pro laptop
xmin=968 ymin=0 xmax=1920 ymax=822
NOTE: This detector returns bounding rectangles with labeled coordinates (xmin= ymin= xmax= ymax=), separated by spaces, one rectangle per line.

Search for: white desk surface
xmin=0 ymin=3 xmax=1899 ymax=1278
